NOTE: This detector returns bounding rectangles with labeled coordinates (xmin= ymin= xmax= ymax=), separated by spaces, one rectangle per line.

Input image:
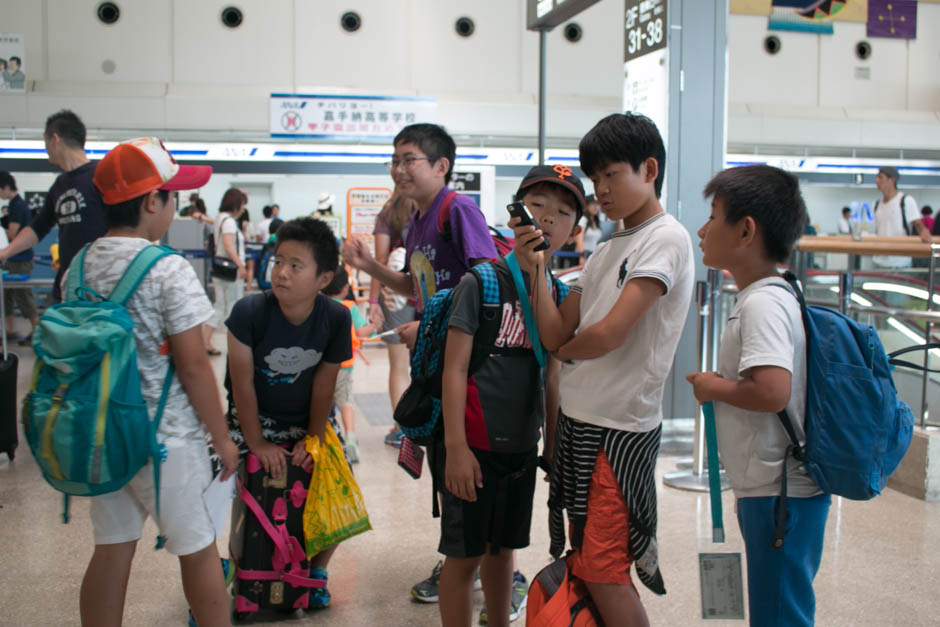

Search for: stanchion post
xmin=839 ymin=267 xmax=853 ymax=316
xmin=920 ymin=245 xmax=938 ymax=428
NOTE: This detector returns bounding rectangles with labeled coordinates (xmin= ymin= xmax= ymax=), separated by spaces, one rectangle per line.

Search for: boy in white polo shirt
xmin=512 ymin=113 xmax=694 ymax=626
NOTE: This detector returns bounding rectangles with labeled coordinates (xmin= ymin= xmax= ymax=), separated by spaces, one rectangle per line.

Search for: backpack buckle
xmin=51 ymin=384 xmax=68 ymax=402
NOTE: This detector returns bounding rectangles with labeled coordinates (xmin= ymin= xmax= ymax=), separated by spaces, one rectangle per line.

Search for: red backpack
xmin=437 ymin=191 xmax=514 ymax=258
xmin=526 ymin=556 xmax=603 ymax=626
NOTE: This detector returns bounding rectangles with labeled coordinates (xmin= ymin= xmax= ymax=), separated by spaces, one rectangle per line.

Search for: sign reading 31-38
xmin=624 ymin=0 xmax=667 ymax=63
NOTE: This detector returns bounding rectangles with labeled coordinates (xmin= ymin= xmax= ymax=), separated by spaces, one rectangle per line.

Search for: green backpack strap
xmin=108 ymin=245 xmax=180 ymax=305
xmin=64 ymin=244 xmax=94 ymax=301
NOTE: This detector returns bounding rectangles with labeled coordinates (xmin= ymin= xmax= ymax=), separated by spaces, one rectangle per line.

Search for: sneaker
xmin=308 ymin=568 xmax=331 ymax=609
xmin=478 ymin=571 xmax=528 ymax=625
xmin=411 ymin=560 xmax=442 ymax=603
xmin=221 ymin=558 xmax=236 ymax=588
xmin=346 ymin=433 xmax=360 ymax=464
xmin=384 ymin=427 xmax=403 ymax=448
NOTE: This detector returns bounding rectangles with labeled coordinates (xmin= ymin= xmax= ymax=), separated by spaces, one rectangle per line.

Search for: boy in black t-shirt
xmin=437 ymin=165 xmax=585 ymax=627
xmin=225 ymin=217 xmax=352 ymax=609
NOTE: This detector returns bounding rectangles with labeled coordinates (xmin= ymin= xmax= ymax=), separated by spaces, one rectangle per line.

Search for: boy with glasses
xmin=342 ymin=123 xmax=499 ymax=607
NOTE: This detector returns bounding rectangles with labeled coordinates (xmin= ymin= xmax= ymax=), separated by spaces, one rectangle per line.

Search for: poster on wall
xmin=0 ymin=33 xmax=26 ymax=92
xmin=346 ymin=187 xmax=392 ymax=257
xmin=270 ymin=94 xmax=437 ymax=140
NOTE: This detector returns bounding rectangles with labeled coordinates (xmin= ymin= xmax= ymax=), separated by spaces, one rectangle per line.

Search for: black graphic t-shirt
xmin=32 ymin=161 xmax=106 ymax=300
xmin=225 ymin=291 xmax=352 ymax=425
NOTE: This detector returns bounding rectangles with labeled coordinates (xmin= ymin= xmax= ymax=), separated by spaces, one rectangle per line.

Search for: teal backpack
xmin=22 ymin=244 xmax=178 ymax=523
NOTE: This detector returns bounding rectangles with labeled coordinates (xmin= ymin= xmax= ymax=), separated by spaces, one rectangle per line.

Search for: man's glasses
xmin=384 ymin=156 xmax=432 ymax=171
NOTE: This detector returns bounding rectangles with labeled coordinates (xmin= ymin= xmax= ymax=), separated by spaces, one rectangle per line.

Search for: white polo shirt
xmin=560 ymin=212 xmax=694 ymax=432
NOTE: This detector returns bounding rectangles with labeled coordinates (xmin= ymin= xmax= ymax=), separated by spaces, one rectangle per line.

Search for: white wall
xmin=1 ymin=1 xmax=937 ymax=151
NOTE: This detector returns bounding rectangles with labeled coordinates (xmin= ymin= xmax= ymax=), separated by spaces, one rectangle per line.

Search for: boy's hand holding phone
xmin=508 ymin=216 xmax=547 ymax=274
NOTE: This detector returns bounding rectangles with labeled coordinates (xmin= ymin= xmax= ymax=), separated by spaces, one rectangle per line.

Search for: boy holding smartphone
xmin=437 ymin=165 xmax=584 ymax=627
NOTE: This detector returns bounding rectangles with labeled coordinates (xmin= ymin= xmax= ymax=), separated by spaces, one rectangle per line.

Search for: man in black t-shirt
xmin=0 ymin=171 xmax=38 ymax=342
xmin=0 ymin=110 xmax=106 ymax=301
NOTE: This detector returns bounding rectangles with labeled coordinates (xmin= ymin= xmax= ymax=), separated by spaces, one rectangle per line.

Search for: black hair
xmin=237 ymin=208 xmax=251 ymax=230
xmin=579 ymin=113 xmax=666 ymax=198
xmin=269 ymin=219 xmax=283 ymax=236
xmin=0 ymin=171 xmax=16 ymax=192
xmin=262 ymin=205 xmax=273 ymax=219
xmin=44 ymin=110 xmax=86 ymax=149
xmin=515 ymin=182 xmax=583 ymax=222
xmin=322 ymin=265 xmax=350 ymax=297
xmin=275 ymin=217 xmax=339 ymax=275
xmin=103 ymin=190 xmax=171 ymax=230
xmin=393 ymin=123 xmax=456 ymax=185
xmin=9 ymin=56 xmax=21 ymax=66
xmin=842 ymin=206 xmax=851 ymax=215
xmin=703 ymin=165 xmax=807 ymax=263
xmin=923 ymin=205 xmax=934 ymax=217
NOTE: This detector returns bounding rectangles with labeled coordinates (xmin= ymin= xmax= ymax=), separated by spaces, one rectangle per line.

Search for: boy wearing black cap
xmin=873 ymin=165 xmax=928 ymax=268
xmin=437 ymin=164 xmax=584 ymax=627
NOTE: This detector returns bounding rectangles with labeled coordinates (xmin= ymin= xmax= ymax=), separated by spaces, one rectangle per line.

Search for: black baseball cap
xmin=516 ymin=164 xmax=587 ymax=219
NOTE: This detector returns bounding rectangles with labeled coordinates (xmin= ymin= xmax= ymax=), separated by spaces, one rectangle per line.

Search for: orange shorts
xmin=568 ymin=450 xmax=634 ymax=587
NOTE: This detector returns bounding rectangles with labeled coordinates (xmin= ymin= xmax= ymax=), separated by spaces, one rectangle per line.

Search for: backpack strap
xmin=874 ymin=194 xmax=910 ymax=235
xmin=771 ymin=272 xmax=811 ymax=548
xmin=64 ymin=244 xmax=100 ymax=302
xmin=467 ymin=262 xmax=503 ymax=375
xmin=887 ymin=342 xmax=940 ymax=373
xmin=108 ymin=245 xmax=180 ymax=305
xmin=435 ymin=190 xmax=460 ymax=243
xmin=505 ymin=251 xmax=546 ymax=369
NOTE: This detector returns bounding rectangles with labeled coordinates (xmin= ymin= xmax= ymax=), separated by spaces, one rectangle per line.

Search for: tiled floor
xmin=2 ymin=330 xmax=940 ymax=626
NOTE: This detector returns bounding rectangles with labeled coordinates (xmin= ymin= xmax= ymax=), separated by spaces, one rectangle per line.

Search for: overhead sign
xmin=624 ymin=0 xmax=667 ymax=63
xmin=526 ymin=0 xmax=602 ymax=30
xmin=269 ymin=94 xmax=437 ymax=140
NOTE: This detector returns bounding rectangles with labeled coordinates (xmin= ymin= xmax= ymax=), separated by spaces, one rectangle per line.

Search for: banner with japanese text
xmin=270 ymin=94 xmax=437 ymax=140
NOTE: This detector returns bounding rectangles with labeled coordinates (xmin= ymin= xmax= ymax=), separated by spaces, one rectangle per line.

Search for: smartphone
xmin=397 ymin=436 xmax=425 ymax=479
xmin=506 ymin=201 xmax=550 ymax=251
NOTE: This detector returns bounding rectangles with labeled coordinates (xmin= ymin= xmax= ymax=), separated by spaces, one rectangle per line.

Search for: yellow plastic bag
xmin=303 ymin=424 xmax=372 ymax=556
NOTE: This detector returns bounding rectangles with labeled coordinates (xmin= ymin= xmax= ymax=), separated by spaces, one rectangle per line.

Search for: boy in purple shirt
xmin=342 ymin=123 xmax=498 ymax=606
xmin=343 ymin=123 xmax=496 ymax=341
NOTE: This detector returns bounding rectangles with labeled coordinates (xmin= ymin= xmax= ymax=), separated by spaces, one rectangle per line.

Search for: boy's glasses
xmin=384 ymin=157 xmax=432 ymax=171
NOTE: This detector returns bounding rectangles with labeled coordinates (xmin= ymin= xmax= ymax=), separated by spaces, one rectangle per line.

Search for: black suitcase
xmin=0 ymin=272 xmax=19 ymax=461
xmin=229 ymin=448 xmax=323 ymax=620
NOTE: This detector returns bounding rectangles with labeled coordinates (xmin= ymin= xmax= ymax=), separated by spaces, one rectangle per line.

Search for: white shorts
xmin=90 ymin=439 xmax=215 ymax=556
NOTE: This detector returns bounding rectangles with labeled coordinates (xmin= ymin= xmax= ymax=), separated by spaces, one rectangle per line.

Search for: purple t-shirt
xmin=404 ymin=187 xmax=496 ymax=313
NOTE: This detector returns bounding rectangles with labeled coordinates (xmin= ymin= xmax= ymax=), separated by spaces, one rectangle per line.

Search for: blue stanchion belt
xmin=703 ymin=401 xmax=725 ymax=543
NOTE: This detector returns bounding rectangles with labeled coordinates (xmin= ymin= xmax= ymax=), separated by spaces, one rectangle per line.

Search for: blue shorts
xmin=736 ymin=493 xmax=831 ymax=627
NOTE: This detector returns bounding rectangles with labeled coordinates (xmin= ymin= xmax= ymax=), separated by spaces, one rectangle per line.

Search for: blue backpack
xmin=22 ymin=244 xmax=178 ymax=523
xmin=774 ymin=272 xmax=915 ymax=546
xmin=394 ymin=262 xmax=503 ymax=446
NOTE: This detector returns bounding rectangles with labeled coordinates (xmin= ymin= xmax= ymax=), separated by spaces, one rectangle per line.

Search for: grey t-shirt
xmin=447 ymin=261 xmax=562 ymax=453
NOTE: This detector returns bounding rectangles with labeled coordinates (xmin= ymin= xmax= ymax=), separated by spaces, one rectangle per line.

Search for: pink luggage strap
xmin=236 ymin=478 xmax=323 ymax=589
